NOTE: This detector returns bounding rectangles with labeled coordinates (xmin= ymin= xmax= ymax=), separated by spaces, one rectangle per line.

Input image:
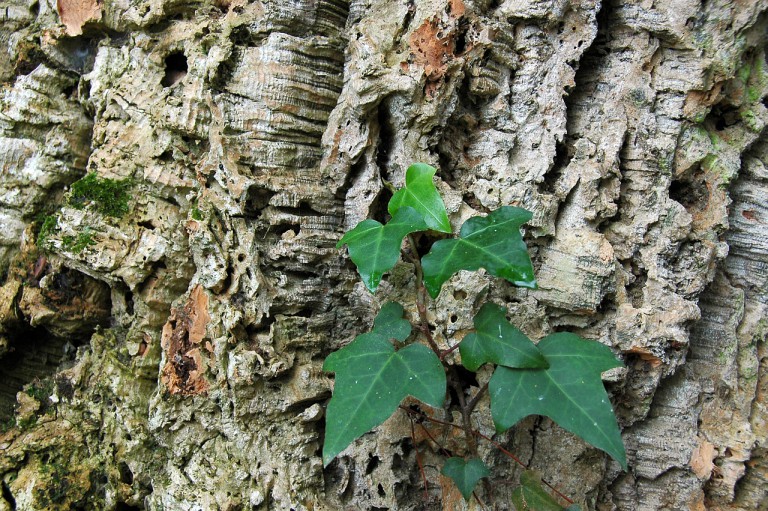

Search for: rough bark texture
xmin=0 ymin=0 xmax=766 ymax=509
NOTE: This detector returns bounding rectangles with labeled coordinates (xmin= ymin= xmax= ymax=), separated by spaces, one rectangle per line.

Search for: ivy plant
xmin=325 ymin=163 xmax=626 ymax=507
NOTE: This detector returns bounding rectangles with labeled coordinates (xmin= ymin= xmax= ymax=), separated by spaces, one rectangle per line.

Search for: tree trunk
xmin=0 ymin=0 xmax=766 ymax=509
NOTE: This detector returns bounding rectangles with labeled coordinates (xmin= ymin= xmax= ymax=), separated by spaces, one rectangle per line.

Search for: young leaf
xmin=511 ymin=470 xmax=578 ymax=511
xmin=387 ymin=163 xmax=451 ymax=233
xmin=460 ymin=303 xmax=548 ymax=371
xmin=441 ymin=457 xmax=490 ymax=501
xmin=323 ymin=303 xmax=446 ymax=466
xmin=489 ymin=333 xmax=627 ymax=469
xmin=336 ymin=206 xmax=428 ymax=292
xmin=421 ymin=207 xmax=536 ymax=298
xmin=373 ymin=301 xmax=413 ymax=342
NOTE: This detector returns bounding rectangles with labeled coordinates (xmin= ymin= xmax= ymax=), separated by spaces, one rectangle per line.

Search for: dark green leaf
xmin=460 ymin=303 xmax=548 ymax=371
xmin=323 ymin=303 xmax=446 ymax=466
xmin=388 ymin=163 xmax=451 ymax=233
xmin=511 ymin=470 xmax=575 ymax=511
xmin=421 ymin=207 xmax=536 ymax=298
xmin=490 ymin=333 xmax=627 ymax=469
xmin=373 ymin=302 xmax=412 ymax=342
xmin=441 ymin=457 xmax=490 ymax=501
xmin=336 ymin=206 xmax=428 ymax=292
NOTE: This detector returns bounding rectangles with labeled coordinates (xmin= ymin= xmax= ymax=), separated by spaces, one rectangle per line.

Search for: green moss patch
xmin=69 ymin=172 xmax=132 ymax=217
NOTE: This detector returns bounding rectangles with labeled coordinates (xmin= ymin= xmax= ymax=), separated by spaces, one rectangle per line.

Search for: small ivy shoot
xmin=325 ymin=163 xmax=626 ymax=504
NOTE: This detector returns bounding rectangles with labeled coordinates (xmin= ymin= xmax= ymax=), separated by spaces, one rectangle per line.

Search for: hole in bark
xmin=62 ymin=84 xmax=76 ymax=98
xmin=369 ymin=186 xmax=393 ymax=224
xmin=377 ymin=483 xmax=386 ymax=496
xmin=114 ymin=504 xmax=141 ymax=511
xmin=1 ymin=480 xmax=15 ymax=510
xmin=455 ymin=19 xmax=469 ymax=55
xmin=271 ymin=223 xmax=301 ymax=238
xmin=118 ymin=462 xmax=134 ymax=485
xmin=376 ymin=111 xmax=394 ymax=173
xmin=669 ymin=168 xmax=708 ymax=214
xmin=365 ymin=455 xmax=380 ymax=475
xmin=448 ymin=365 xmax=479 ymax=407
xmin=0 ymin=330 xmax=78 ymax=422
xmin=707 ymin=104 xmax=740 ymax=131
xmin=453 ymin=290 xmax=467 ymax=300
xmin=541 ymin=143 xmax=566 ymax=195
xmin=244 ymin=186 xmax=274 ymax=215
xmin=161 ymin=52 xmax=188 ymax=87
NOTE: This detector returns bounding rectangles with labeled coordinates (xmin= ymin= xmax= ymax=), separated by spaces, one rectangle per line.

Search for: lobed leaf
xmin=336 ymin=206 xmax=428 ymax=292
xmin=388 ymin=163 xmax=451 ymax=233
xmin=489 ymin=333 xmax=627 ymax=469
xmin=421 ymin=207 xmax=536 ymax=298
xmin=511 ymin=470 xmax=580 ymax=511
xmin=323 ymin=303 xmax=446 ymax=466
xmin=441 ymin=457 xmax=490 ymax=501
xmin=460 ymin=303 xmax=548 ymax=371
xmin=373 ymin=301 xmax=412 ymax=342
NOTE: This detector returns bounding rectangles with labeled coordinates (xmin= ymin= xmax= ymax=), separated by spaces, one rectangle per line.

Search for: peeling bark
xmin=0 ymin=0 xmax=766 ymax=509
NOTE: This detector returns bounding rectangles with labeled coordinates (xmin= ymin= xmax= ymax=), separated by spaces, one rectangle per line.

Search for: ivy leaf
xmin=336 ymin=206 xmax=427 ymax=292
xmin=323 ymin=303 xmax=446 ymax=466
xmin=421 ymin=207 xmax=536 ymax=298
xmin=373 ymin=301 xmax=412 ymax=342
xmin=441 ymin=457 xmax=490 ymax=501
xmin=388 ymin=163 xmax=451 ymax=233
xmin=460 ymin=303 xmax=548 ymax=371
xmin=511 ymin=470 xmax=579 ymax=511
xmin=489 ymin=333 xmax=627 ymax=469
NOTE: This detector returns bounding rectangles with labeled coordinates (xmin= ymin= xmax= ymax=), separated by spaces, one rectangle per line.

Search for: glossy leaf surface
xmin=323 ymin=303 xmax=446 ymax=466
xmin=421 ymin=207 xmax=536 ymax=298
xmin=511 ymin=471 xmax=579 ymax=511
xmin=336 ymin=206 xmax=427 ymax=292
xmin=388 ymin=163 xmax=451 ymax=233
xmin=441 ymin=457 xmax=490 ymax=501
xmin=460 ymin=303 xmax=548 ymax=371
xmin=489 ymin=332 xmax=626 ymax=469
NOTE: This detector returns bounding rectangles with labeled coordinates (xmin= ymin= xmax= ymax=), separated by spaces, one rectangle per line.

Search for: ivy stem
xmin=439 ymin=341 xmax=461 ymax=361
xmin=465 ymin=382 xmax=489 ymax=415
xmin=408 ymin=414 xmax=429 ymax=500
xmin=448 ymin=366 xmax=479 ymax=456
xmin=405 ymin=234 xmax=479 ymax=457
xmin=406 ymin=234 xmax=441 ymax=356
xmin=398 ymin=406 xmax=575 ymax=506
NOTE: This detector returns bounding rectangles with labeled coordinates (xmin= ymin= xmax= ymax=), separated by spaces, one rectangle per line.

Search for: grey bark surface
xmin=0 ymin=0 xmax=766 ymax=509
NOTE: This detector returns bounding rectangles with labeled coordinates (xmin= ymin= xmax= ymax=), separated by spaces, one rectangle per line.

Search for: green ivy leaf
xmin=323 ymin=303 xmax=446 ymax=466
xmin=460 ymin=303 xmax=548 ymax=371
xmin=511 ymin=470 xmax=578 ymax=511
xmin=489 ymin=333 xmax=627 ymax=469
xmin=336 ymin=206 xmax=427 ymax=292
xmin=421 ymin=207 xmax=536 ymax=298
xmin=441 ymin=457 xmax=490 ymax=501
xmin=372 ymin=301 xmax=412 ymax=342
xmin=388 ymin=163 xmax=451 ymax=233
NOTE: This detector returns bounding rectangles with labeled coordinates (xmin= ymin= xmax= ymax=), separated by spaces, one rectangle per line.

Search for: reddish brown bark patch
xmin=741 ymin=209 xmax=757 ymax=221
xmin=407 ymin=0 xmax=467 ymax=96
xmin=161 ymin=285 xmax=211 ymax=396
xmin=57 ymin=0 xmax=102 ymax=36
xmin=409 ymin=17 xmax=457 ymax=94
